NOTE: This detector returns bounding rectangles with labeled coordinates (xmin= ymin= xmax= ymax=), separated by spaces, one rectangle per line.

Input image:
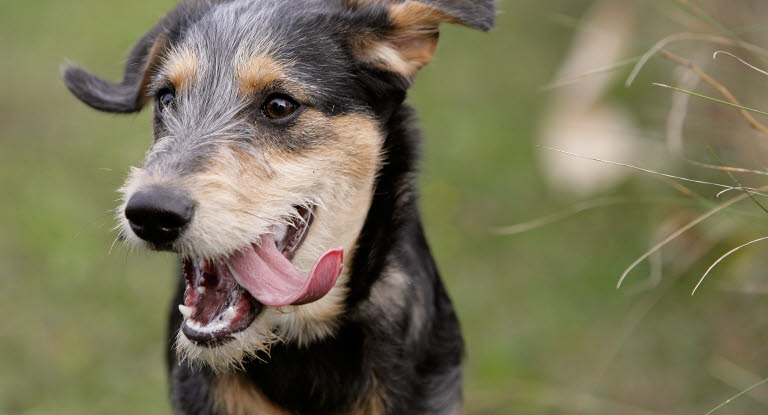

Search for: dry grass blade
xmin=495 ymin=197 xmax=631 ymax=235
xmin=657 ymin=49 xmax=768 ymax=136
xmin=625 ymin=33 xmax=768 ymax=87
xmin=653 ymin=83 xmax=768 ymax=118
xmin=714 ymin=51 xmax=768 ymax=76
xmin=539 ymin=147 xmax=768 ymax=288
xmin=686 ymin=159 xmax=768 ymax=176
xmin=691 ymin=236 xmax=768 ymax=295
xmin=616 ymin=191 xmax=752 ymax=288
xmin=539 ymin=146 xmax=768 ymax=197
xmin=707 ymin=148 xmax=768 ymax=215
xmin=716 ymin=188 xmax=741 ymax=198
xmin=708 ymin=357 xmax=768 ymax=406
xmin=541 ymin=57 xmax=639 ymax=90
xmin=704 ymin=376 xmax=768 ymax=415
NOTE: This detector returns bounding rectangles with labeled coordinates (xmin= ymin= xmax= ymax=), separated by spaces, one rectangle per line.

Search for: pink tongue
xmin=223 ymin=234 xmax=343 ymax=307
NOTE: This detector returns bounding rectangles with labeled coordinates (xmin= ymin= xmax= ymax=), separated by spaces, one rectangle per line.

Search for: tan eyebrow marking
xmin=236 ymin=54 xmax=285 ymax=96
xmin=162 ymin=47 xmax=198 ymax=91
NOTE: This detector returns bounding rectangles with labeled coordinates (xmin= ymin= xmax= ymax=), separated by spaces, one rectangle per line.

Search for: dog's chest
xmin=214 ymin=374 xmax=385 ymax=415
xmin=214 ymin=374 xmax=290 ymax=415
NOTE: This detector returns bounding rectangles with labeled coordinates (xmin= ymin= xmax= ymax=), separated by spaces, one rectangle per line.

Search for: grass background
xmin=3 ymin=0 xmax=768 ymax=413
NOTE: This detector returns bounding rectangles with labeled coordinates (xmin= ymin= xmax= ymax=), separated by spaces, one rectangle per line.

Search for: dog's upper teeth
xmin=275 ymin=224 xmax=288 ymax=239
xmin=178 ymin=305 xmax=195 ymax=318
xmin=196 ymin=286 xmax=206 ymax=294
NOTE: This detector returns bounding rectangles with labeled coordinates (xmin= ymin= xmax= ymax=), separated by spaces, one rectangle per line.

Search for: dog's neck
xmin=169 ymin=104 xmax=464 ymax=415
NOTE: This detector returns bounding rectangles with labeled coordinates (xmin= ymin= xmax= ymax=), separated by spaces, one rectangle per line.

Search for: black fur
xmin=64 ymin=0 xmax=494 ymax=413
xmin=165 ymin=103 xmax=464 ymax=415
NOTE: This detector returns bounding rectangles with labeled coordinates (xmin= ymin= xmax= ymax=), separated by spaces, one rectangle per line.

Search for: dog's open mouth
xmin=179 ymin=205 xmax=344 ymax=344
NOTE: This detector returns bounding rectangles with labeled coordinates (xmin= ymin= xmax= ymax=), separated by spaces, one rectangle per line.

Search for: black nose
xmin=125 ymin=187 xmax=195 ymax=246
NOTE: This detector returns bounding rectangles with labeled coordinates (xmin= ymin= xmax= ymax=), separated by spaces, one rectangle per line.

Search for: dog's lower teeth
xmin=224 ymin=307 xmax=236 ymax=321
xmin=184 ymin=316 xmax=233 ymax=333
xmin=196 ymin=287 xmax=206 ymax=294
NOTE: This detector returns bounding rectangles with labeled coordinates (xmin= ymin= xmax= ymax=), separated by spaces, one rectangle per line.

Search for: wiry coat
xmin=62 ymin=1 xmax=494 ymax=414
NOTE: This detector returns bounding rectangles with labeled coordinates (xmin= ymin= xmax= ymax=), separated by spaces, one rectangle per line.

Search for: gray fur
xmin=63 ymin=0 xmax=496 ymax=413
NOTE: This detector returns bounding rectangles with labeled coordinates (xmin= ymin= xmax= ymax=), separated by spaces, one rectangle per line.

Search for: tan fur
xmin=121 ymin=109 xmax=384 ymax=366
xmin=236 ymin=54 xmax=284 ymax=96
xmin=162 ymin=47 xmax=198 ymax=92
xmin=388 ymin=2 xmax=457 ymax=30
xmin=354 ymin=1 xmax=457 ymax=77
xmin=347 ymin=382 xmax=387 ymax=415
xmin=214 ymin=374 xmax=386 ymax=415
xmin=214 ymin=374 xmax=290 ymax=415
xmin=347 ymin=399 xmax=385 ymax=415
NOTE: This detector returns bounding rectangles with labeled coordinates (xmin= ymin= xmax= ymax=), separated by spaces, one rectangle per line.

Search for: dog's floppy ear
xmin=351 ymin=0 xmax=495 ymax=78
xmin=62 ymin=2 xmax=209 ymax=114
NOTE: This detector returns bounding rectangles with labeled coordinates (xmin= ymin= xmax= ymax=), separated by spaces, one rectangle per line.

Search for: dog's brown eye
xmin=263 ymin=96 xmax=297 ymax=119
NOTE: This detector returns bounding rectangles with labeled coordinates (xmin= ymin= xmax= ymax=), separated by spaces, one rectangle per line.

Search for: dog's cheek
xmin=267 ymin=111 xmax=382 ymax=264
xmin=266 ymin=113 xmax=384 ymax=344
xmin=271 ymin=110 xmax=382 ymax=204
xmin=312 ymin=112 xmax=382 ymax=265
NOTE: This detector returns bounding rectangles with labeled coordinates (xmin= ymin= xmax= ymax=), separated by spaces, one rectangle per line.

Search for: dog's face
xmin=64 ymin=0 xmax=493 ymax=371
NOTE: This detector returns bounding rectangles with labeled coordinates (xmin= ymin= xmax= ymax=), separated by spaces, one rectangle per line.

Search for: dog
xmin=63 ymin=0 xmax=494 ymax=413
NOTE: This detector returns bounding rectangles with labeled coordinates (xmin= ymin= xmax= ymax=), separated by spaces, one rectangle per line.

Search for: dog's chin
xmin=175 ymin=316 xmax=277 ymax=372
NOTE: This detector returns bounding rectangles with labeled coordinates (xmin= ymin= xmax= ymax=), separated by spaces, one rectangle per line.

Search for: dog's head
xmin=63 ymin=0 xmax=493 ymax=371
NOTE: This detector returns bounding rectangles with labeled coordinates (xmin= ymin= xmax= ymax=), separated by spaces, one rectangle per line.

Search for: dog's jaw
xmin=175 ymin=311 xmax=277 ymax=373
xmin=118 ymin=115 xmax=381 ymax=370
xmin=175 ymin=204 xmax=342 ymax=345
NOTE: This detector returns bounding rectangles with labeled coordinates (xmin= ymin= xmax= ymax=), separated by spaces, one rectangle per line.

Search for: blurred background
xmin=4 ymin=0 xmax=768 ymax=413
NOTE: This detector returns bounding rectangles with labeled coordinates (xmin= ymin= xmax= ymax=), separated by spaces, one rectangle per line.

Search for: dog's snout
xmin=125 ymin=188 xmax=195 ymax=246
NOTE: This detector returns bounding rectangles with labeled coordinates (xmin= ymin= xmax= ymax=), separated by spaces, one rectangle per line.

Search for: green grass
xmin=4 ymin=0 xmax=768 ymax=414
